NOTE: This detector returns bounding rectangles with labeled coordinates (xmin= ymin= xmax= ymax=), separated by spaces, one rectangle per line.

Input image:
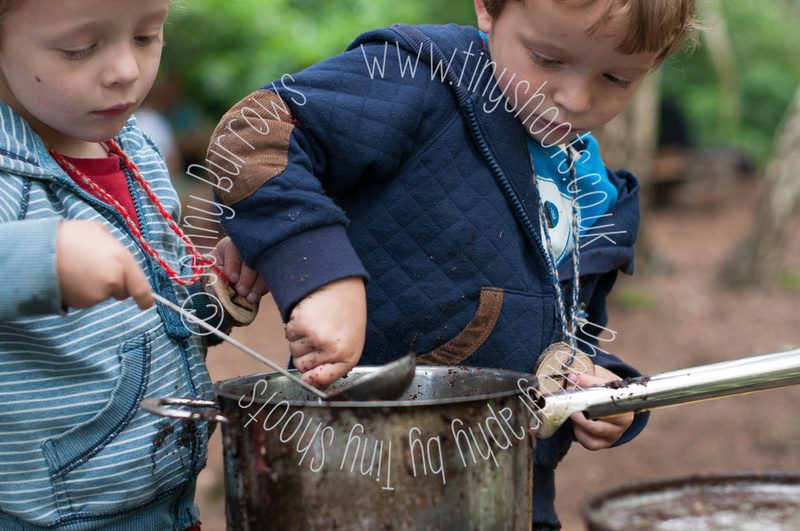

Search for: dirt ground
xmin=194 ymin=175 xmax=800 ymax=530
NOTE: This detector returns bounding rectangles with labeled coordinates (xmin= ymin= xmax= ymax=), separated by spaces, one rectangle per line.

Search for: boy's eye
xmin=603 ymin=73 xmax=631 ymax=88
xmin=135 ymin=35 xmax=161 ymax=46
xmin=531 ymin=52 xmax=561 ymax=67
xmin=62 ymin=45 xmax=96 ymax=60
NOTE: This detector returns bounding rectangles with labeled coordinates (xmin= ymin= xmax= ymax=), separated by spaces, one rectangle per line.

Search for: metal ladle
xmin=152 ymin=293 xmax=415 ymax=402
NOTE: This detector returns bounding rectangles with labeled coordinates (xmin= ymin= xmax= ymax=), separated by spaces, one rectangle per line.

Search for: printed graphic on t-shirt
xmin=528 ymin=134 xmax=619 ymax=268
xmin=535 ymin=172 xmax=577 ymax=267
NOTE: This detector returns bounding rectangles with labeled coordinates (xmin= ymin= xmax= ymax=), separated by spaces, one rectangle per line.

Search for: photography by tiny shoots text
xmin=171 ymin=47 xmax=629 ymax=491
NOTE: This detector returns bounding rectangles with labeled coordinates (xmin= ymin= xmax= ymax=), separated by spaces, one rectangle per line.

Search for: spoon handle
xmin=152 ymin=293 xmax=329 ymax=400
xmin=537 ymin=347 xmax=800 ymax=438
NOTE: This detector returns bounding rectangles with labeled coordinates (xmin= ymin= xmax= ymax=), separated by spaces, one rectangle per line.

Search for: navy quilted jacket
xmin=210 ymin=23 xmax=648 ymax=528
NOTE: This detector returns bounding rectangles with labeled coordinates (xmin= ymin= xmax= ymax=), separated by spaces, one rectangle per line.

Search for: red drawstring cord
xmin=49 ymin=140 xmax=228 ymax=286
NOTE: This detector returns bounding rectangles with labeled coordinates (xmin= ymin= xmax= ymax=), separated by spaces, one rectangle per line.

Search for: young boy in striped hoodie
xmin=0 ymin=0 xmax=264 ymax=528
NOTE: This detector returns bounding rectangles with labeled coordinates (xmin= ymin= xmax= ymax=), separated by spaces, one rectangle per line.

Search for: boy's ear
xmin=474 ymin=0 xmax=494 ymax=34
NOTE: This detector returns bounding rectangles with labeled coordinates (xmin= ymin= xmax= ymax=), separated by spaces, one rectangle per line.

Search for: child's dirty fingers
xmin=300 ymin=361 xmax=350 ymax=388
xmin=236 ymin=266 xmax=258 ymax=297
xmin=284 ymin=319 xmax=300 ymax=341
xmin=293 ymin=351 xmax=334 ymax=373
xmin=570 ymin=412 xmax=608 ymax=437
xmin=293 ymin=350 xmax=344 ymax=373
xmin=285 ymin=318 xmax=315 ymax=344
xmin=570 ymin=411 xmax=631 ymax=450
xmin=288 ymin=337 xmax=316 ymax=359
xmin=250 ymin=277 xmax=269 ymax=300
xmin=218 ymin=238 xmax=242 ymax=284
xmin=570 ymin=413 xmax=609 ymax=450
xmin=567 ymin=370 xmax=602 ymax=389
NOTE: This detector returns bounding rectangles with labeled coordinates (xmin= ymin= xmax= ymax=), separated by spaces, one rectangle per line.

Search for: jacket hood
xmin=350 ymin=23 xmax=482 ymax=77
xmin=0 ymin=103 xmax=56 ymax=181
xmin=0 ymin=102 xmax=142 ymax=184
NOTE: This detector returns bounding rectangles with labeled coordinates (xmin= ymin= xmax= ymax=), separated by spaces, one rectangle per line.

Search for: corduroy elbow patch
xmin=206 ymin=90 xmax=295 ymax=205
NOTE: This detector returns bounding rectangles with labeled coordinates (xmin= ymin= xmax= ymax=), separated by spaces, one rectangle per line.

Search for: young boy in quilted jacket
xmin=210 ymin=0 xmax=697 ymax=526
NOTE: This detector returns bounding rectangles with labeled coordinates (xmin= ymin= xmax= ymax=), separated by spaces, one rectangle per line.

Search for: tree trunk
xmin=594 ymin=74 xmax=660 ymax=181
xmin=701 ymin=0 xmax=741 ymax=134
xmin=722 ymin=86 xmax=800 ymax=286
xmin=594 ymin=74 xmax=661 ymax=272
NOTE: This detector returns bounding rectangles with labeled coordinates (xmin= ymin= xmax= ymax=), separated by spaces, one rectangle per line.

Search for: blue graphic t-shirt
xmin=528 ymin=134 xmax=619 ymax=267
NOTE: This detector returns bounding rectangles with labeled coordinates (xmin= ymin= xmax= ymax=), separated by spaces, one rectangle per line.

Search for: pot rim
xmin=581 ymin=471 xmax=800 ymax=531
xmin=212 ymin=365 xmax=538 ymax=408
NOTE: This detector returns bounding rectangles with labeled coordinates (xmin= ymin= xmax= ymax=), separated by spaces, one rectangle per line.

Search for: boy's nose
xmin=101 ymin=46 xmax=140 ymax=87
xmin=553 ymin=81 xmax=592 ymax=116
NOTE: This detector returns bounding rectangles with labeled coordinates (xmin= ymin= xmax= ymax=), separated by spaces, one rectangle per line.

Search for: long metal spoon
xmin=535 ymin=346 xmax=800 ymax=438
xmin=152 ymin=293 xmax=415 ymax=402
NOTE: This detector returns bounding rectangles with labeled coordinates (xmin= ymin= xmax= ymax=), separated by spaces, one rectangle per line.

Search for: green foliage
xmin=660 ymin=0 xmax=800 ymax=165
xmin=161 ymin=0 xmax=798 ymax=164
xmin=612 ymin=287 xmax=661 ymax=311
xmin=780 ymin=270 xmax=800 ymax=292
xmin=163 ymin=0 xmax=473 ymax=118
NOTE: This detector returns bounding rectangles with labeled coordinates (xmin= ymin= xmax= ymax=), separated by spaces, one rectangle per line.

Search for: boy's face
xmin=0 ymin=0 xmax=169 ymax=157
xmin=475 ymin=0 xmax=659 ymax=143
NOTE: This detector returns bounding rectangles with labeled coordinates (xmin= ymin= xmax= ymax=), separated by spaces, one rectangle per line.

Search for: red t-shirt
xmin=63 ymin=154 xmax=141 ymax=230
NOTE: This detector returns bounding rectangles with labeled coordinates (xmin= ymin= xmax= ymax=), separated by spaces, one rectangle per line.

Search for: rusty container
xmin=214 ymin=366 xmax=537 ymax=530
xmin=582 ymin=473 xmax=800 ymax=530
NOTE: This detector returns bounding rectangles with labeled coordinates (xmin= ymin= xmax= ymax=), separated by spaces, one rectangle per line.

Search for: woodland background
xmin=151 ymin=1 xmax=800 ymax=528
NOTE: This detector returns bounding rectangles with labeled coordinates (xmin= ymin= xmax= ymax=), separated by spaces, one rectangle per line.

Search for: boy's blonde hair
xmin=482 ymin=0 xmax=699 ymax=64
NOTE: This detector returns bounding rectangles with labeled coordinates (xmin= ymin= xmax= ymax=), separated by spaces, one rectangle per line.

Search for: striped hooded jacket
xmin=0 ymin=104 xmax=214 ymax=529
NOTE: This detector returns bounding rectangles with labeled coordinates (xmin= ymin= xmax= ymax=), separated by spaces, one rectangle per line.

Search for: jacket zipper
xmin=463 ymin=99 xmax=551 ymax=268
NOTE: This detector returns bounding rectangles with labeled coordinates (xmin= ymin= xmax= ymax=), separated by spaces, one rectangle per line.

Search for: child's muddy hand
xmin=567 ymin=367 xmax=634 ymax=450
xmin=285 ymin=277 xmax=366 ymax=388
xmin=57 ymin=220 xmax=153 ymax=310
xmin=211 ymin=237 xmax=268 ymax=304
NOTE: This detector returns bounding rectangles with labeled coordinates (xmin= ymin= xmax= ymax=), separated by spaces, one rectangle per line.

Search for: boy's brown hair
xmin=482 ymin=0 xmax=699 ymax=64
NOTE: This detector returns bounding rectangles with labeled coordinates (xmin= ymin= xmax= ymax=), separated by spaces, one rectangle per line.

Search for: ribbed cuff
xmin=612 ymin=410 xmax=650 ymax=447
xmin=0 ymin=217 xmax=64 ymax=320
xmin=255 ymin=225 xmax=369 ymax=321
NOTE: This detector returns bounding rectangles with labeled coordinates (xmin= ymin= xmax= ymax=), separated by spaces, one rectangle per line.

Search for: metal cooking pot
xmin=171 ymin=366 xmax=537 ymax=530
xmin=143 ymin=347 xmax=800 ymax=530
xmin=582 ymin=473 xmax=800 ymax=530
